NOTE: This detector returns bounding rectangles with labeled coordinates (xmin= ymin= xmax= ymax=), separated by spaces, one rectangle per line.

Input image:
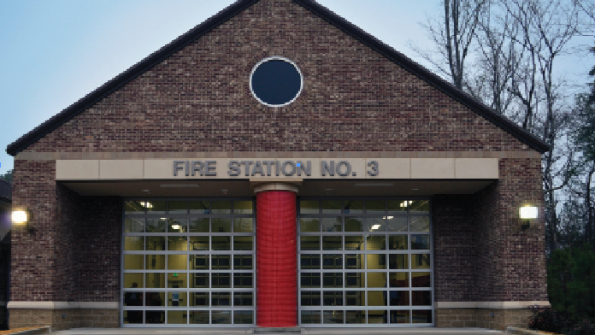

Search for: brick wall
xmin=10 ymin=309 xmax=118 ymax=330
xmin=436 ymin=308 xmax=533 ymax=330
xmin=433 ymin=194 xmax=477 ymax=302
xmin=495 ymin=158 xmax=546 ymax=301
xmin=11 ymin=160 xmax=59 ymax=302
xmin=75 ymin=197 xmax=121 ymax=302
xmin=433 ymin=157 xmax=547 ymax=303
xmin=22 ymin=0 xmax=533 ymax=155
xmin=11 ymin=160 xmax=121 ymax=303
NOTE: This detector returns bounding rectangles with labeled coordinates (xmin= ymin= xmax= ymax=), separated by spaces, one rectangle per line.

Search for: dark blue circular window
xmin=250 ymin=57 xmax=303 ymax=107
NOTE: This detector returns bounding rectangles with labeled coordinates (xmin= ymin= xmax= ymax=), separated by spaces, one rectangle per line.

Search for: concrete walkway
xmin=51 ymin=327 xmax=506 ymax=335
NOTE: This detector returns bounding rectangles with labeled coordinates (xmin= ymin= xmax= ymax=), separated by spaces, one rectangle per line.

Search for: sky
xmin=0 ymin=0 xmax=592 ymax=175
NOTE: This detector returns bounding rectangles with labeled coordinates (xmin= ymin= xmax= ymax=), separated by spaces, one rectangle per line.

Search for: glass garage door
xmin=298 ymin=198 xmax=433 ymax=326
xmin=122 ymin=199 xmax=255 ymax=327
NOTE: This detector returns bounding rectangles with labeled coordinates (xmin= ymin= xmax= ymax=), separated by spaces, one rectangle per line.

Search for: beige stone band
xmin=55 ymin=157 xmax=499 ymax=181
xmin=253 ymin=182 xmax=300 ymax=194
xmin=436 ymin=301 xmax=551 ymax=309
xmin=7 ymin=301 xmax=119 ymax=310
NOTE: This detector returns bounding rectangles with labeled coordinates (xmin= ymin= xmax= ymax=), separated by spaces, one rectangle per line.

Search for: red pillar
xmin=255 ymin=185 xmax=297 ymax=327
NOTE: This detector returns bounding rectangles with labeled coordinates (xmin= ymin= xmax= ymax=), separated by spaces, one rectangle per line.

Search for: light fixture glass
xmin=519 ymin=206 xmax=538 ymax=219
xmin=371 ymin=224 xmax=381 ymax=230
xmin=12 ymin=210 xmax=28 ymax=224
xmin=171 ymin=225 xmax=181 ymax=230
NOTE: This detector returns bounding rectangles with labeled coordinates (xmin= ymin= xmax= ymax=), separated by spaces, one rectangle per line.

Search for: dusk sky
xmin=0 ymin=0 xmax=591 ymax=175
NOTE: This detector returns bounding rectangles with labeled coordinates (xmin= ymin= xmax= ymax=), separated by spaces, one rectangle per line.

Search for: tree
xmin=418 ymin=0 xmax=582 ymax=253
xmin=467 ymin=0 xmax=521 ymax=114
xmin=0 ymin=169 xmax=12 ymax=183
xmin=547 ymin=244 xmax=595 ymax=330
xmin=499 ymin=0 xmax=581 ymax=252
xmin=569 ymin=48 xmax=595 ymax=246
xmin=415 ymin=0 xmax=488 ymax=89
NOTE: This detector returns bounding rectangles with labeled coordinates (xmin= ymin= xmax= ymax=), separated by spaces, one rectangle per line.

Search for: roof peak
xmin=6 ymin=0 xmax=549 ymax=155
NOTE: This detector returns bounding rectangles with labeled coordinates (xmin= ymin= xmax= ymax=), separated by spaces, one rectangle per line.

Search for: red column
xmin=256 ymin=187 xmax=297 ymax=327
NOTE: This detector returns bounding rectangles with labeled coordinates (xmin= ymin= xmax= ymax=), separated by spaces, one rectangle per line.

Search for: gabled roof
xmin=6 ymin=0 xmax=549 ymax=156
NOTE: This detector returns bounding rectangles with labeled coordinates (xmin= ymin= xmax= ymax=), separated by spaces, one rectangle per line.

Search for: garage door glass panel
xmin=298 ymin=198 xmax=433 ymax=326
xmin=122 ymin=198 xmax=255 ymax=326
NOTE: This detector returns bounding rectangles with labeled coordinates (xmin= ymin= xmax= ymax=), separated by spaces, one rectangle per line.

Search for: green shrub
xmin=544 ymin=244 xmax=595 ymax=334
xmin=528 ymin=305 xmax=571 ymax=333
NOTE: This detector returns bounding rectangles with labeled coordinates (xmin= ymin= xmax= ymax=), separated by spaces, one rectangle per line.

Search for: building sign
xmin=55 ymin=158 xmax=499 ymax=180
xmin=172 ymin=160 xmax=379 ymax=177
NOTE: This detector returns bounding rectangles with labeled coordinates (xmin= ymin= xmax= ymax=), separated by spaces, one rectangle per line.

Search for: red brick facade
xmin=433 ymin=158 xmax=546 ymax=303
xmin=8 ymin=0 xmax=547 ymax=330
xmin=22 ymin=0 xmax=532 ymax=155
xmin=11 ymin=161 xmax=121 ymax=303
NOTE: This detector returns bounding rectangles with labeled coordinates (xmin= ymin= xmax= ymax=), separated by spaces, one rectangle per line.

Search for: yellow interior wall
xmin=124 ymin=255 xmax=143 ymax=270
xmin=124 ymin=273 xmax=143 ymax=289
xmin=146 ymin=255 xmax=165 ymax=270
xmin=168 ymin=311 xmax=186 ymax=324
xmin=168 ymin=255 xmax=188 ymax=270
xmin=145 ymin=273 xmax=165 ymax=288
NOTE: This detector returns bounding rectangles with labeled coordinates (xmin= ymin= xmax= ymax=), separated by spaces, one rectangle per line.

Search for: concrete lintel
xmin=56 ymin=160 xmax=99 ymax=180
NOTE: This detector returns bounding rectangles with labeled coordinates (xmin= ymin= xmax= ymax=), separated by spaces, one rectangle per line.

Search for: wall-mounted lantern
xmin=519 ymin=206 xmax=538 ymax=230
xmin=12 ymin=208 xmax=33 ymax=232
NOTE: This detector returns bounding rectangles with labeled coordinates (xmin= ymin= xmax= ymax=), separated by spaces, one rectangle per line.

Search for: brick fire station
xmin=6 ymin=0 xmax=549 ymax=331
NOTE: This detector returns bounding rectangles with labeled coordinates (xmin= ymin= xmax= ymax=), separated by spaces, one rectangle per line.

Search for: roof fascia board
xmin=294 ymin=0 xmax=549 ymax=153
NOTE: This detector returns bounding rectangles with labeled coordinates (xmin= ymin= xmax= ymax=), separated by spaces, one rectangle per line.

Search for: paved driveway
xmin=51 ymin=327 xmax=506 ymax=335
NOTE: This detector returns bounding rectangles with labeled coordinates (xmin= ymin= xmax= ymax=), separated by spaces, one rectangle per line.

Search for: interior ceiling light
xmin=353 ymin=183 xmax=394 ymax=187
xmin=371 ymin=224 xmax=381 ymax=230
xmin=400 ymin=200 xmax=414 ymax=208
xmin=160 ymin=184 xmax=199 ymax=188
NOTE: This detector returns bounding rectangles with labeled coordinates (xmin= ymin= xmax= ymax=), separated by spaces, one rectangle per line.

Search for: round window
xmin=250 ymin=57 xmax=303 ymax=107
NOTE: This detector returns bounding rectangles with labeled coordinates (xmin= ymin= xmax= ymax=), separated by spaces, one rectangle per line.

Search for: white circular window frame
xmin=249 ymin=56 xmax=304 ymax=108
